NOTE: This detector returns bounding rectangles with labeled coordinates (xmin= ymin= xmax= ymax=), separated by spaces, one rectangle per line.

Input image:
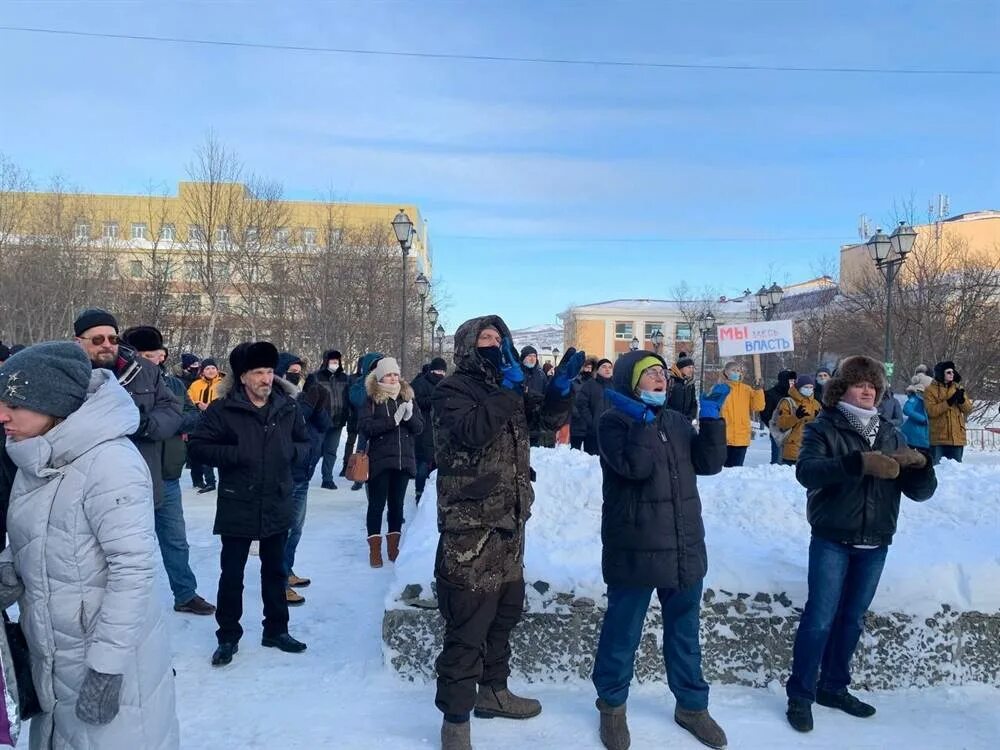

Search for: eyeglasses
xmin=642 ymin=366 xmax=667 ymax=379
xmin=78 ymin=334 xmax=120 ymax=346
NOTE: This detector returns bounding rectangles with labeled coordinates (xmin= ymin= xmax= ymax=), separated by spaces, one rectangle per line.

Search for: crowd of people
xmin=0 ymin=309 xmax=976 ymax=749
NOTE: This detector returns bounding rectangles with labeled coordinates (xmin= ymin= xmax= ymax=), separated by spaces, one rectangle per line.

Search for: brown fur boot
xmin=386 ymin=532 xmax=401 ymax=562
xmin=367 ymin=535 xmax=383 ymax=568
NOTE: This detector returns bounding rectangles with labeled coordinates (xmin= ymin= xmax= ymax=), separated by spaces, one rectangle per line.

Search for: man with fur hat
xmin=315 ymin=348 xmax=350 ymax=489
xmin=786 ymin=355 xmax=937 ymax=733
xmin=924 ymin=360 xmax=973 ymax=464
xmin=188 ymin=341 xmax=311 ymax=666
xmin=122 ymin=326 xmax=216 ymax=616
xmin=432 ymin=315 xmax=583 ymax=750
xmin=74 ymin=308 xmax=182 ymax=509
xmin=667 ymin=352 xmax=698 ymax=422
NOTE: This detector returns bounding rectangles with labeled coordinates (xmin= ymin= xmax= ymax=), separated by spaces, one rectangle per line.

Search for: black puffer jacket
xmin=357 ymin=374 xmax=424 ymax=480
xmin=432 ymin=315 xmax=574 ymax=592
xmin=188 ymin=376 xmax=310 ymax=539
xmin=572 ymin=374 xmax=612 ymax=444
xmin=411 ymin=370 xmax=444 ymax=462
xmin=161 ymin=368 xmax=202 ymax=481
xmin=597 ymin=350 xmax=727 ymax=589
xmin=316 ymin=356 xmax=350 ymax=430
xmin=761 ymin=369 xmax=797 ymax=427
xmin=667 ymin=364 xmax=698 ymax=422
xmin=796 ymin=407 xmax=936 ymax=547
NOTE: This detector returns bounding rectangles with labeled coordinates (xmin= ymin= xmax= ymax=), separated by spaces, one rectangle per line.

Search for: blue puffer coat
xmin=901 ymin=393 xmax=930 ymax=449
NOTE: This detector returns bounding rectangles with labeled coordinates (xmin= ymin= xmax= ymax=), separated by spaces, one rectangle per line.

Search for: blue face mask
xmin=799 ymin=387 xmax=815 ymax=398
xmin=727 ymin=371 xmax=742 ymax=382
xmin=639 ymin=390 xmax=666 ymax=406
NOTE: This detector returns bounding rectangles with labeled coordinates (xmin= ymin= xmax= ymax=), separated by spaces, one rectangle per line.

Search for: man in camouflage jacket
xmin=431 ymin=314 xmax=577 ymax=747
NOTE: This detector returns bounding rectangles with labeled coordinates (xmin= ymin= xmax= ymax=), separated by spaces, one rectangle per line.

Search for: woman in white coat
xmin=0 ymin=341 xmax=179 ymax=750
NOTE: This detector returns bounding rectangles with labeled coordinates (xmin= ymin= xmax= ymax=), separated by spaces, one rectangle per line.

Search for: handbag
xmin=345 ymin=451 xmax=369 ymax=483
xmin=3 ymin=616 xmax=41 ymax=720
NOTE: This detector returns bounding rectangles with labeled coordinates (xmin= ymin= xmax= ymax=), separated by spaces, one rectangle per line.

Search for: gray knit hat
xmin=0 ymin=341 xmax=92 ymax=417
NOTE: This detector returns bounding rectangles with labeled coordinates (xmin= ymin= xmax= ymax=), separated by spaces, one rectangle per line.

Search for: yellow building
xmin=840 ymin=210 xmax=1000 ymax=291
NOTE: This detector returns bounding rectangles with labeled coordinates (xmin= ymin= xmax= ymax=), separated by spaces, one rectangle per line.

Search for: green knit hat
xmin=631 ymin=355 xmax=663 ymax=392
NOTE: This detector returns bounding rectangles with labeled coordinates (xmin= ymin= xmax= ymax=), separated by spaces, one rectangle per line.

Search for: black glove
xmin=795 ymin=405 xmax=808 ymax=418
xmin=947 ymin=389 xmax=965 ymax=406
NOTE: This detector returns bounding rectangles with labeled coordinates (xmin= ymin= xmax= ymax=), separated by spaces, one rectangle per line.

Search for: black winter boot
xmin=262 ymin=633 xmax=307 ymax=653
xmin=786 ymin=698 xmax=813 ymax=732
xmin=816 ymin=689 xmax=876 ymax=717
xmin=674 ymin=707 xmax=727 ymax=749
xmin=211 ymin=642 xmax=238 ymax=666
xmin=595 ymin=698 xmax=630 ymax=749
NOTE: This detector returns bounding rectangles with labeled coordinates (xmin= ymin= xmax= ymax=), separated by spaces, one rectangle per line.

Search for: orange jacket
xmin=720 ymin=380 xmax=765 ymax=447
xmin=775 ymin=388 xmax=822 ymax=462
xmin=187 ymin=374 xmax=224 ymax=405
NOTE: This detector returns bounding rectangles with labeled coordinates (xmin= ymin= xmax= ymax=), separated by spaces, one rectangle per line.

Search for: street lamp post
xmin=551 ymin=347 xmax=560 ymax=369
xmin=754 ymin=282 xmax=784 ymax=384
xmin=391 ymin=209 xmax=415 ymax=373
xmin=427 ymin=305 xmax=439 ymax=360
xmin=436 ymin=324 xmax=445 ymax=355
xmin=415 ymin=273 xmax=430 ymax=366
xmin=629 ymin=336 xmax=640 ymax=352
xmin=652 ymin=328 xmax=665 ymax=356
xmin=698 ymin=312 xmax=716 ymax=394
xmin=866 ymin=221 xmax=916 ymax=378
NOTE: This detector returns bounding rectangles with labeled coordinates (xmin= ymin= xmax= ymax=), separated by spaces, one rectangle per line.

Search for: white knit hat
xmin=372 ymin=356 xmax=401 ymax=381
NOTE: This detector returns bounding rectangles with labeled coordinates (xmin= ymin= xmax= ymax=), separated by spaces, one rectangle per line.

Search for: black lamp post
xmin=652 ymin=328 xmax=665 ymax=355
xmin=391 ymin=209 xmax=415 ymax=372
xmin=551 ymin=347 xmax=560 ymax=369
xmin=866 ymin=221 xmax=916 ymax=377
xmin=415 ymin=272 xmax=430 ymax=366
xmin=698 ymin=312 xmax=715 ymax=394
xmin=754 ymin=282 xmax=784 ymax=384
xmin=436 ymin=324 xmax=445 ymax=355
xmin=427 ymin=305 xmax=439 ymax=360
xmin=629 ymin=336 xmax=640 ymax=352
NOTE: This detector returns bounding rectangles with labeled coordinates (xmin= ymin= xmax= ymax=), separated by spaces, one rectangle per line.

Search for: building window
xmin=644 ymin=322 xmax=664 ymax=341
xmin=675 ymin=323 xmax=693 ymax=342
xmin=614 ymin=322 xmax=634 ymax=340
xmin=326 ymin=228 xmax=342 ymax=246
xmin=102 ymin=222 xmax=119 ymax=240
xmin=160 ymin=224 xmax=176 ymax=242
xmin=184 ymin=260 xmax=199 ymax=280
xmin=275 ymin=228 xmax=291 ymax=244
xmin=182 ymin=294 xmax=200 ymax=312
xmin=215 ymin=262 xmax=229 ymax=281
xmin=218 ymin=296 xmax=231 ymax=314
xmin=153 ymin=259 xmax=172 ymax=280
xmin=215 ymin=226 xmax=229 ymax=243
xmin=131 ymin=223 xmax=148 ymax=240
xmin=245 ymin=225 xmax=259 ymax=242
xmin=188 ymin=224 xmax=205 ymax=242
xmin=74 ymin=222 xmax=90 ymax=240
xmin=302 ymin=228 xmax=317 ymax=247
xmin=129 ymin=260 xmax=143 ymax=278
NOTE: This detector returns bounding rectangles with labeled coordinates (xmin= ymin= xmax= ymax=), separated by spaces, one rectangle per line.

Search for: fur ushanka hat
xmin=822 ymin=355 xmax=887 ymax=407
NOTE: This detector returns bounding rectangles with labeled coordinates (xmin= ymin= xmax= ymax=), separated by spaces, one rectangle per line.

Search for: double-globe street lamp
xmin=436 ymin=324 xmax=446 ymax=355
xmin=866 ymin=221 xmax=917 ymax=378
xmin=697 ymin=312 xmax=716 ymax=394
xmin=755 ymin=283 xmax=784 ymax=385
xmin=629 ymin=336 xmax=640 ymax=352
xmin=391 ymin=209 xmax=415 ymax=373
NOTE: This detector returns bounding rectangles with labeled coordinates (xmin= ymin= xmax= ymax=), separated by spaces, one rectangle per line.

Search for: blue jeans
xmin=284 ymin=480 xmax=310 ymax=576
xmin=931 ymin=445 xmax=964 ymax=465
xmin=786 ymin=536 xmax=888 ymax=702
xmin=592 ymin=580 xmax=709 ymax=711
xmin=320 ymin=427 xmax=344 ymax=483
xmin=155 ymin=478 xmax=199 ymax=606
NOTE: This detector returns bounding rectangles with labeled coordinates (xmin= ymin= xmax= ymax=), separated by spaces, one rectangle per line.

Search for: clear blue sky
xmin=1 ymin=1 xmax=997 ymax=330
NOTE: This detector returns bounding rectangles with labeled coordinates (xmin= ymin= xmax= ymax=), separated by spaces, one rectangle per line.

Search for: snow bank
xmin=391 ymin=447 xmax=1000 ymax=616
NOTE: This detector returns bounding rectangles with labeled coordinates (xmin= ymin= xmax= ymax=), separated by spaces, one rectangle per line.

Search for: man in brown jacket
xmin=923 ymin=360 xmax=973 ymax=464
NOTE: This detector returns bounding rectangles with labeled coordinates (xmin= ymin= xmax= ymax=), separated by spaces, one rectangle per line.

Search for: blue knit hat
xmin=0 ymin=341 xmax=92 ymax=417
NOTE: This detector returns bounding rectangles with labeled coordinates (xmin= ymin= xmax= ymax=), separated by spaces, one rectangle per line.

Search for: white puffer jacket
xmin=2 ymin=370 xmax=179 ymax=750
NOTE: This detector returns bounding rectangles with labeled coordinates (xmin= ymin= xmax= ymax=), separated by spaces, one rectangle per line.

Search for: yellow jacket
xmin=775 ymin=388 xmax=822 ymax=462
xmin=720 ymin=380 xmax=765 ymax=447
xmin=187 ymin=375 xmax=224 ymax=405
xmin=924 ymin=381 xmax=973 ymax=446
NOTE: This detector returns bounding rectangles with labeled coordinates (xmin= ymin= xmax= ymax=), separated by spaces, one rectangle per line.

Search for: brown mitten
xmin=889 ymin=448 xmax=927 ymax=470
xmin=860 ymin=452 xmax=900 ymax=480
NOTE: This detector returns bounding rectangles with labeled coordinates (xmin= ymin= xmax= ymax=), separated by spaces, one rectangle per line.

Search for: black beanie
xmin=74 ymin=308 xmax=119 ymax=337
xmin=429 ymin=357 xmax=448 ymax=372
xmin=676 ymin=352 xmax=695 ymax=369
xmin=121 ymin=325 xmax=164 ymax=353
xmin=200 ymin=358 xmax=218 ymax=369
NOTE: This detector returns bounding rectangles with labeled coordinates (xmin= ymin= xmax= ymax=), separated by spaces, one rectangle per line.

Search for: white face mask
xmin=800 ymin=387 xmax=815 ymax=398
xmin=328 ymin=362 xmax=339 ymax=373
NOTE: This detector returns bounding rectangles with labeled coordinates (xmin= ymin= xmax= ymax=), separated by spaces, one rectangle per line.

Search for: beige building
xmin=840 ymin=210 xmax=1000 ymax=291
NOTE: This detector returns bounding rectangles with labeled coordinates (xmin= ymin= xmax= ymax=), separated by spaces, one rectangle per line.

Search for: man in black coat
xmin=315 ymin=348 xmax=350 ymax=489
xmin=785 ymin=355 xmax=936 ymax=734
xmin=74 ymin=308 xmax=182 ymax=508
xmin=188 ymin=341 xmax=311 ymax=666
xmin=519 ymin=345 xmax=552 ymax=446
xmin=762 ymin=369 xmax=797 ymax=464
xmin=667 ymin=352 xmax=698 ymax=422
xmin=591 ymin=350 xmax=729 ymax=750
xmin=572 ymin=358 xmax=613 ymax=455
xmin=432 ymin=316 xmax=582 ymax=750
xmin=410 ymin=357 xmax=447 ymax=503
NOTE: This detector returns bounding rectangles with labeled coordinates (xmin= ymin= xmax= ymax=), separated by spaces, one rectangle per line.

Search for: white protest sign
xmin=717 ymin=320 xmax=795 ymax=357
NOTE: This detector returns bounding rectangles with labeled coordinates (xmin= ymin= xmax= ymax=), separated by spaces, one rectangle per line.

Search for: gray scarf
xmin=836 ymin=401 xmax=880 ymax=447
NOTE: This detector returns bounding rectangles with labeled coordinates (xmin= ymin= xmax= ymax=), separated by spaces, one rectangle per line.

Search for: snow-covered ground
xmin=18 ymin=440 xmax=998 ymax=749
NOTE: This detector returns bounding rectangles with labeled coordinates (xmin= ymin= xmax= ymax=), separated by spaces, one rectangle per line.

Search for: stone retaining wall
xmin=383 ymin=586 xmax=1000 ymax=688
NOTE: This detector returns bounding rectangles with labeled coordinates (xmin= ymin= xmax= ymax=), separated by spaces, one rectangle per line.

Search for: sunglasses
xmin=79 ymin=334 xmax=120 ymax=346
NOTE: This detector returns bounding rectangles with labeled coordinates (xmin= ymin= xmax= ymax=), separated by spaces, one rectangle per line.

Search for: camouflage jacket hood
xmin=453 ymin=314 xmax=513 ymax=383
